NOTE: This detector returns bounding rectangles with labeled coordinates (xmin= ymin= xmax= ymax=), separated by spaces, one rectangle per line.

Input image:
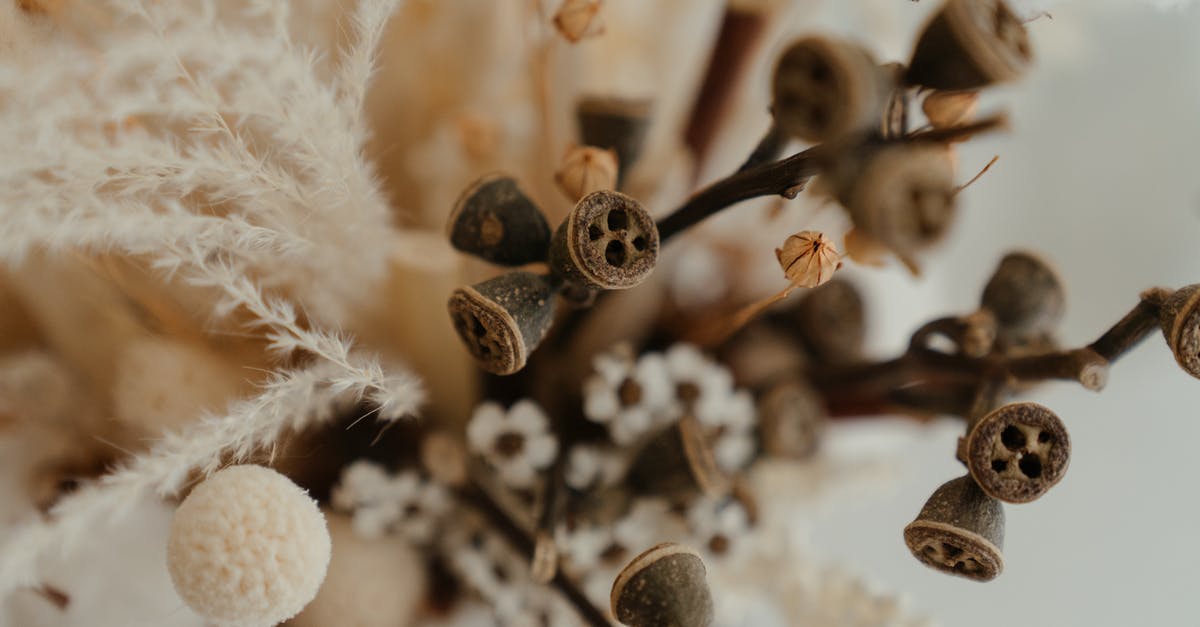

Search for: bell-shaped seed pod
xmin=577 ymin=95 xmax=652 ymax=185
xmin=757 ymin=377 xmax=826 ymax=459
xmin=772 ymin=35 xmax=891 ymax=144
xmin=905 ymin=0 xmax=1032 ymax=90
xmin=611 ymin=543 xmax=714 ymax=627
xmin=980 ymin=251 xmax=1065 ymax=342
xmin=447 ymin=272 xmax=557 ymax=375
xmin=1159 ymin=284 xmax=1200 ymax=379
xmin=921 ymin=89 xmax=980 ymax=129
xmin=446 ymin=175 xmax=552 ymax=266
xmin=903 ymin=475 xmax=1004 ymax=582
xmin=964 ymin=402 xmax=1070 ymax=503
xmin=839 ymin=144 xmax=958 ymax=266
xmin=792 ymin=278 xmax=866 ymax=364
xmin=625 ymin=416 xmax=730 ymax=499
xmin=548 ymin=190 xmax=659 ymax=290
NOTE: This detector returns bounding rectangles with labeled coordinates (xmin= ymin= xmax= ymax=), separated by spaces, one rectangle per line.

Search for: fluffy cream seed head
xmin=167 ymin=465 xmax=331 ymax=627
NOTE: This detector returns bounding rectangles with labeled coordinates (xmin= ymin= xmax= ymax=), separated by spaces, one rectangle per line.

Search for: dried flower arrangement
xmin=0 ymin=0 xmax=1196 ymax=626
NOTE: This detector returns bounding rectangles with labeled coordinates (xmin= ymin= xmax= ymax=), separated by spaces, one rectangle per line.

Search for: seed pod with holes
xmin=446 ymin=175 xmax=552 ymax=266
xmin=577 ymin=96 xmax=652 ymax=184
xmin=980 ymin=251 xmax=1065 ymax=343
xmin=447 ymin=272 xmax=558 ymax=375
xmin=757 ymin=377 xmax=825 ymax=459
xmin=548 ymin=190 xmax=659 ymax=290
xmin=1159 ymin=284 xmax=1200 ymax=379
xmin=611 ymin=543 xmax=713 ymax=627
xmin=790 ymin=278 xmax=866 ymax=364
xmin=830 ymin=143 xmax=958 ymax=268
xmin=962 ymin=402 xmax=1070 ymax=503
xmin=625 ymin=416 xmax=730 ymax=499
xmin=772 ymin=35 xmax=892 ymax=144
xmin=906 ymin=0 xmax=1033 ymax=90
xmin=903 ymin=475 xmax=1004 ymax=582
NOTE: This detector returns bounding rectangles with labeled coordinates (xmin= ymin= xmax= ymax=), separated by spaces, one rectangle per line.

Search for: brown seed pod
xmin=836 ymin=144 xmax=958 ymax=267
xmin=903 ymin=475 xmax=1004 ymax=582
xmin=772 ymin=35 xmax=891 ymax=143
xmin=980 ymin=251 xmax=1065 ymax=342
xmin=447 ymin=272 xmax=558 ymax=375
xmin=757 ymin=377 xmax=825 ymax=459
xmin=555 ymin=145 xmax=619 ymax=202
xmin=921 ymin=90 xmax=980 ymax=129
xmin=791 ymin=278 xmax=866 ymax=364
xmin=577 ymin=96 xmax=652 ymax=184
xmin=446 ymin=175 xmax=552 ymax=266
xmin=548 ymin=190 xmax=659 ymax=290
xmin=963 ymin=402 xmax=1070 ymax=503
xmin=625 ymin=416 xmax=731 ymax=499
xmin=1159 ymin=284 xmax=1200 ymax=379
xmin=610 ymin=543 xmax=714 ymax=627
xmin=906 ymin=0 xmax=1032 ymax=90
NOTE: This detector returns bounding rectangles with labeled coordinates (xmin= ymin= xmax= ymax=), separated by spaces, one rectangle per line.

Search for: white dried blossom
xmin=583 ymin=347 xmax=672 ymax=445
xmin=709 ymin=390 xmax=758 ymax=474
xmin=687 ymin=497 xmax=752 ymax=561
xmin=664 ymin=343 xmax=736 ymax=425
xmin=331 ymin=460 xmax=451 ymax=544
xmin=564 ymin=444 xmax=626 ymax=491
xmin=555 ymin=521 xmax=616 ymax=575
xmin=612 ymin=498 xmax=687 ymax=555
xmin=467 ymin=400 xmax=558 ymax=489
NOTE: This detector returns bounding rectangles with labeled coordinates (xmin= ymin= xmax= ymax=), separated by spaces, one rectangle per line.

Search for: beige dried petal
xmin=553 ymin=0 xmax=605 ymax=43
xmin=922 ymin=90 xmax=979 ymax=129
xmin=775 ymin=230 xmax=841 ymax=289
xmin=554 ymin=145 xmax=618 ymax=202
xmin=843 ymin=227 xmax=888 ymax=267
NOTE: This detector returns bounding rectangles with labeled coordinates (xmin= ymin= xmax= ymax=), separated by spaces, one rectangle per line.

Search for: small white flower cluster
xmin=583 ymin=343 xmax=758 ymax=472
xmin=331 ymin=460 xmax=452 ymax=544
xmin=466 ymin=400 xmax=559 ymax=489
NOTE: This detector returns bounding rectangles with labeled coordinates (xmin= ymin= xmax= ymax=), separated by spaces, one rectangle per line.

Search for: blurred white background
xmin=804 ymin=1 xmax=1200 ymax=625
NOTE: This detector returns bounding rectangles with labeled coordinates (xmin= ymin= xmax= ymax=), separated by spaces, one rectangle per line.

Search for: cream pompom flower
xmin=467 ymin=400 xmax=559 ymax=489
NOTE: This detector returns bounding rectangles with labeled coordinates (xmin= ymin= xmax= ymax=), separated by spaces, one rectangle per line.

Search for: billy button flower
xmin=467 ymin=400 xmax=559 ymax=490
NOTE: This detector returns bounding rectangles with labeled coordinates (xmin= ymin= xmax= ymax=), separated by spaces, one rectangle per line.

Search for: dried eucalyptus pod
xmin=548 ymin=190 xmax=659 ymax=290
xmin=625 ymin=416 xmax=730 ymax=499
xmin=446 ymin=175 xmax=552 ymax=266
xmin=757 ymin=377 xmax=826 ymax=459
xmin=980 ymin=251 xmax=1065 ymax=342
xmin=904 ymin=475 xmax=1004 ymax=581
xmin=772 ymin=35 xmax=891 ymax=143
xmin=1159 ymin=284 xmax=1200 ymax=379
xmin=906 ymin=0 xmax=1032 ymax=90
xmin=610 ymin=543 xmax=714 ymax=627
xmin=447 ymin=272 xmax=558 ymax=375
xmin=962 ymin=402 xmax=1070 ymax=503
xmin=791 ymin=278 xmax=866 ymax=364
xmin=833 ymin=143 xmax=958 ymax=269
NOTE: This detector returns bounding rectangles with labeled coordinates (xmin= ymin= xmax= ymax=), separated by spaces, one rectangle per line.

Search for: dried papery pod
xmin=772 ymin=35 xmax=891 ymax=143
xmin=980 ymin=251 xmax=1065 ymax=342
xmin=610 ymin=543 xmax=714 ymax=627
xmin=963 ymin=402 xmax=1070 ymax=503
xmin=577 ymin=96 xmax=652 ymax=184
xmin=553 ymin=0 xmax=604 ymax=43
xmin=1159 ymin=284 xmax=1200 ymax=379
xmin=447 ymin=272 xmax=558 ymax=375
xmin=835 ymin=143 xmax=958 ymax=269
xmin=625 ymin=416 xmax=731 ymax=499
xmin=757 ymin=377 xmax=826 ymax=459
xmin=790 ymin=278 xmax=866 ymax=364
xmin=906 ymin=0 xmax=1032 ymax=90
xmin=548 ymin=190 xmax=659 ymax=290
xmin=446 ymin=175 xmax=552 ymax=266
xmin=903 ymin=475 xmax=1004 ymax=581
xmin=555 ymin=145 xmax=619 ymax=202
xmin=922 ymin=90 xmax=980 ymax=129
